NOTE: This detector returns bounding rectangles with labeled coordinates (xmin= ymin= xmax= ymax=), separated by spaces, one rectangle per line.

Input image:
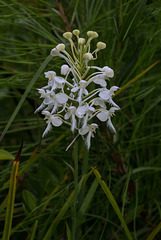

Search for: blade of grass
xmin=92 ymin=168 xmax=133 ymax=240
xmin=2 ymin=139 xmax=23 ymax=240
xmin=115 ymin=60 xmax=160 ymax=96
xmin=0 ymin=54 xmax=53 ymax=142
xmin=42 ymin=171 xmax=92 ymax=240
xmin=146 ymin=221 xmax=161 ymax=240
xmin=30 ymin=220 xmax=38 ymax=240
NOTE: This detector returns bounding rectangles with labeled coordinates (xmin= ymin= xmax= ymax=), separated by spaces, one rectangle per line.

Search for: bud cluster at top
xmin=35 ymin=30 xmax=120 ymax=150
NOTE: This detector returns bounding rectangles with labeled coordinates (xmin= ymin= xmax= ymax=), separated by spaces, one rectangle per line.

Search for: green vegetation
xmin=0 ymin=0 xmax=161 ymax=239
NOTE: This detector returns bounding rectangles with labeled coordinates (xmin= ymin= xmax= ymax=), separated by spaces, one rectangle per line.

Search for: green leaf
xmin=92 ymin=168 xmax=133 ymax=240
xmin=42 ymin=171 xmax=92 ymax=240
xmin=66 ymin=222 xmax=72 ymax=240
xmin=2 ymin=140 xmax=23 ymax=240
xmin=23 ymin=190 xmax=37 ymax=213
xmin=0 ymin=54 xmax=53 ymax=142
xmin=0 ymin=149 xmax=14 ymax=160
xmin=146 ymin=221 xmax=161 ymax=240
xmin=121 ymin=0 xmax=146 ymax=40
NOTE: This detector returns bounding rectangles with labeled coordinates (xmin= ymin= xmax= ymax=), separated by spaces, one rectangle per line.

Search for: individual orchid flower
xmin=81 ymin=104 xmax=95 ymax=129
xmin=99 ymin=86 xmax=120 ymax=108
xmin=79 ymin=123 xmax=98 ymax=149
xmin=44 ymin=71 xmax=66 ymax=91
xmin=71 ymin=80 xmax=88 ymax=103
xmin=96 ymin=107 xmax=119 ymax=133
xmin=51 ymin=93 xmax=68 ymax=114
xmin=42 ymin=111 xmax=63 ymax=137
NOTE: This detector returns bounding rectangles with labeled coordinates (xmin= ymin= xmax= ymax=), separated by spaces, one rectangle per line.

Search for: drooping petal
xmin=108 ymin=98 xmax=120 ymax=108
xmin=107 ymin=118 xmax=116 ymax=133
xmin=97 ymin=111 xmax=109 ymax=122
xmin=64 ymin=111 xmax=71 ymax=120
xmin=42 ymin=123 xmax=52 ymax=137
xmin=86 ymin=131 xmax=92 ymax=149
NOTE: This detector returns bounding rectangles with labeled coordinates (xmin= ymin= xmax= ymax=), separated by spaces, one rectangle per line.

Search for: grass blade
xmin=2 ymin=140 xmax=23 ymax=240
xmin=0 ymin=55 xmax=53 ymax=142
xmin=92 ymin=168 xmax=133 ymax=240
xmin=42 ymin=171 xmax=92 ymax=240
xmin=146 ymin=221 xmax=161 ymax=240
xmin=115 ymin=60 xmax=160 ymax=96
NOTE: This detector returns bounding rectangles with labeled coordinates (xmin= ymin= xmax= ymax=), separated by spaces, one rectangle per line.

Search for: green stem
xmin=72 ymin=139 xmax=79 ymax=240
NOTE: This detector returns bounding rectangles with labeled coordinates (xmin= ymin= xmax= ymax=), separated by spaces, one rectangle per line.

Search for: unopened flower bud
xmin=78 ymin=38 xmax=85 ymax=45
xmin=56 ymin=44 xmax=65 ymax=51
xmin=102 ymin=66 xmax=114 ymax=78
xmin=87 ymin=31 xmax=98 ymax=38
xmin=61 ymin=64 xmax=70 ymax=75
xmin=50 ymin=48 xmax=60 ymax=56
xmin=73 ymin=29 xmax=80 ymax=36
xmin=84 ymin=53 xmax=93 ymax=61
xmin=97 ymin=42 xmax=106 ymax=50
xmin=63 ymin=32 xmax=72 ymax=39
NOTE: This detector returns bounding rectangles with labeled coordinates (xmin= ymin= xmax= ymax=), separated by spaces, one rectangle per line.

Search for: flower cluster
xmin=35 ymin=30 xmax=120 ymax=149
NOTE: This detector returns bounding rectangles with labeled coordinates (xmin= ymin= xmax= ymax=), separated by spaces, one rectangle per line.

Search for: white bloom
xmin=42 ymin=111 xmax=63 ymax=137
xmin=99 ymin=86 xmax=120 ymax=108
xmin=51 ymin=93 xmax=68 ymax=114
xmin=96 ymin=107 xmax=119 ymax=133
xmin=79 ymin=123 xmax=98 ymax=149
xmin=71 ymin=80 xmax=88 ymax=103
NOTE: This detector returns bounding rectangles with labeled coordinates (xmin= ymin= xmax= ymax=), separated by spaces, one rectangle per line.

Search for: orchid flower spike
xmin=35 ymin=29 xmax=120 ymax=150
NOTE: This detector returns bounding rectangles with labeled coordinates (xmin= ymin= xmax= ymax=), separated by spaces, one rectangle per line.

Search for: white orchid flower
xmin=99 ymin=86 xmax=120 ymax=108
xmin=51 ymin=93 xmax=68 ymax=114
xmin=96 ymin=107 xmax=119 ymax=133
xmin=71 ymin=80 xmax=88 ymax=103
xmin=64 ymin=106 xmax=77 ymax=132
xmin=42 ymin=111 xmax=63 ymax=137
xmin=44 ymin=71 xmax=66 ymax=91
xmin=79 ymin=123 xmax=98 ymax=149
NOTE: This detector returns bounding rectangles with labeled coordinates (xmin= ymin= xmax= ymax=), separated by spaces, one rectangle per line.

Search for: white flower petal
xmin=56 ymin=93 xmax=68 ymax=104
xmin=51 ymin=116 xmax=63 ymax=127
xmin=76 ymin=106 xmax=87 ymax=118
xmin=99 ymin=90 xmax=110 ymax=100
xmin=93 ymin=78 xmax=107 ymax=87
xmin=71 ymin=86 xmax=79 ymax=93
xmin=97 ymin=111 xmax=109 ymax=122
xmin=64 ymin=111 xmax=71 ymax=120
xmin=79 ymin=126 xmax=89 ymax=135
xmin=54 ymin=76 xmax=66 ymax=84
xmin=102 ymin=66 xmax=114 ymax=78
xmin=107 ymin=118 xmax=116 ymax=133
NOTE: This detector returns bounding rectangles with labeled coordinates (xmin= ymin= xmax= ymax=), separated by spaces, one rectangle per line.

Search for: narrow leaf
xmin=0 ymin=149 xmax=14 ymax=160
xmin=115 ymin=60 xmax=160 ymax=96
xmin=0 ymin=55 xmax=53 ymax=142
xmin=92 ymin=168 xmax=133 ymax=240
xmin=146 ymin=221 xmax=161 ymax=240
xmin=42 ymin=171 xmax=92 ymax=240
xmin=2 ymin=139 xmax=23 ymax=240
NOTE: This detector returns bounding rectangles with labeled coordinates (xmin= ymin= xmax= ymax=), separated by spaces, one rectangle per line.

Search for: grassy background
xmin=0 ymin=0 xmax=161 ymax=239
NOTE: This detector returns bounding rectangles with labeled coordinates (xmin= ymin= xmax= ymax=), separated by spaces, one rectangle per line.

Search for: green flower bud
xmin=63 ymin=32 xmax=72 ymax=39
xmin=97 ymin=42 xmax=106 ymax=50
xmin=73 ymin=29 xmax=80 ymax=36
